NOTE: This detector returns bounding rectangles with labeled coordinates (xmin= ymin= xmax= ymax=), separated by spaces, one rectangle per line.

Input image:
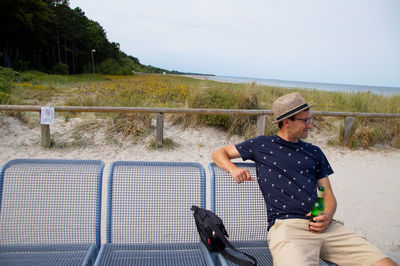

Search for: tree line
xmin=0 ymin=0 xmax=178 ymax=75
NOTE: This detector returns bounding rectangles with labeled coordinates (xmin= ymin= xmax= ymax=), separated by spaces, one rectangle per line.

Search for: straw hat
xmin=272 ymin=92 xmax=313 ymax=123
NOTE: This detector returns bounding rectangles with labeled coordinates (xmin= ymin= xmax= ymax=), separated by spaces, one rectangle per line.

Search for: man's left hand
xmin=307 ymin=212 xmax=332 ymax=233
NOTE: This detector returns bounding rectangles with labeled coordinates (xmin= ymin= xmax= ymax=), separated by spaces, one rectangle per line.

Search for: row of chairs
xmin=0 ymin=159 xmax=332 ymax=265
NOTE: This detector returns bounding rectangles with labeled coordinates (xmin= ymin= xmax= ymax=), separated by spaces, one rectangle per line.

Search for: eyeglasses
xmin=290 ymin=117 xmax=312 ymax=126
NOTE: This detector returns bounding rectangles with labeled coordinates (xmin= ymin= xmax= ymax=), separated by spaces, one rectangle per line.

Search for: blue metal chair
xmin=94 ymin=161 xmax=215 ymax=266
xmin=209 ymin=162 xmax=333 ymax=266
xmin=0 ymin=159 xmax=104 ymax=266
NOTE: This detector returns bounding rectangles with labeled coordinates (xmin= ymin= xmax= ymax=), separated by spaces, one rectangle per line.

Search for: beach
xmin=1 ymin=115 xmax=399 ymax=262
xmin=185 ymin=74 xmax=400 ymax=96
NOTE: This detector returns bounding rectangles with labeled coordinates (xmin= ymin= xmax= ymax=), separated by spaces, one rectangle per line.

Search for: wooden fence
xmin=1 ymin=105 xmax=400 ymax=148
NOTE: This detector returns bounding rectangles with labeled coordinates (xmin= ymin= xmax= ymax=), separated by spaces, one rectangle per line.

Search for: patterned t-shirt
xmin=235 ymin=135 xmax=334 ymax=230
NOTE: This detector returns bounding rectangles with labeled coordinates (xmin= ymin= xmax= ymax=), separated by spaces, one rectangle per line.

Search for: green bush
xmin=339 ymin=118 xmax=400 ymax=149
xmin=196 ymin=88 xmax=237 ymax=128
xmin=175 ymin=83 xmax=260 ymax=136
xmin=51 ymin=63 xmax=69 ymax=75
xmin=0 ymin=66 xmax=24 ymax=82
xmin=0 ymin=67 xmax=20 ymax=104
xmin=0 ymin=77 xmax=12 ymax=94
xmin=96 ymin=58 xmax=137 ymax=75
xmin=0 ymin=83 xmax=12 ymax=104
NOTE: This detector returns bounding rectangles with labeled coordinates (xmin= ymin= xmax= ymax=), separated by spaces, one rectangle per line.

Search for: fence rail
xmin=1 ymin=105 xmax=400 ymax=148
xmin=2 ymin=105 xmax=400 ymax=118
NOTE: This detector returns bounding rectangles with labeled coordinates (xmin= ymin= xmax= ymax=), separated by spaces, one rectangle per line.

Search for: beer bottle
xmin=310 ymin=186 xmax=325 ymax=221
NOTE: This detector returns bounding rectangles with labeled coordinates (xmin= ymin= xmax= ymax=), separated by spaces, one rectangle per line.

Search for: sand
xmin=1 ymin=114 xmax=399 ymax=262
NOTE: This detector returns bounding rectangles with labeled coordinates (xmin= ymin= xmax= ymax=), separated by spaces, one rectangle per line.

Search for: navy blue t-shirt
xmin=235 ymin=135 xmax=334 ymax=230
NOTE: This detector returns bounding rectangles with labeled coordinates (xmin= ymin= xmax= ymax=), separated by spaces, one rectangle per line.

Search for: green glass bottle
xmin=310 ymin=186 xmax=325 ymax=221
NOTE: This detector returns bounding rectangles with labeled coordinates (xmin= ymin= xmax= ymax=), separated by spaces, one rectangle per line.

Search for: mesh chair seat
xmin=95 ymin=243 xmax=211 ymax=266
xmin=0 ymin=244 xmax=96 ymax=266
xmin=209 ymin=162 xmax=333 ymax=266
xmin=95 ymin=161 xmax=214 ymax=266
xmin=0 ymin=159 xmax=104 ymax=265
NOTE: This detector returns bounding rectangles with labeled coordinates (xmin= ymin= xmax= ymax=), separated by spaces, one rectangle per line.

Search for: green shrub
xmin=338 ymin=118 xmax=400 ymax=149
xmin=96 ymin=58 xmax=137 ymax=75
xmin=51 ymin=63 xmax=69 ymax=75
xmin=0 ymin=66 xmax=24 ymax=82
xmin=0 ymin=67 xmax=21 ymax=104
xmin=195 ymin=87 xmax=236 ymax=129
xmin=172 ymin=82 xmax=260 ymax=137
xmin=0 ymin=78 xmax=12 ymax=104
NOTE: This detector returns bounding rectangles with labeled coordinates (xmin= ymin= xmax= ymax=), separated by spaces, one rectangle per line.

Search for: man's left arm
xmin=309 ymin=176 xmax=337 ymax=233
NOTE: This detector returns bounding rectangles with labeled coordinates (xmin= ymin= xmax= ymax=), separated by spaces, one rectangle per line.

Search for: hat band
xmin=276 ymin=103 xmax=309 ymax=121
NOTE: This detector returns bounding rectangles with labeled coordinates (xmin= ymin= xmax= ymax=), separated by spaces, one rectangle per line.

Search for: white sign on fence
xmin=40 ymin=107 xmax=54 ymax=125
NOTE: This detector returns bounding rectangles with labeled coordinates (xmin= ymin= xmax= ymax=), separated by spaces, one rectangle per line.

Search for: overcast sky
xmin=69 ymin=0 xmax=400 ymax=87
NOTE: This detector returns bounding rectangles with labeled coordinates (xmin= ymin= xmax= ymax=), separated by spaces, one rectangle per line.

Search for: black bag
xmin=191 ymin=205 xmax=257 ymax=266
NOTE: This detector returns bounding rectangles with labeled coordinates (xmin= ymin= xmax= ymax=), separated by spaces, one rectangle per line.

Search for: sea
xmin=198 ymin=75 xmax=400 ymax=96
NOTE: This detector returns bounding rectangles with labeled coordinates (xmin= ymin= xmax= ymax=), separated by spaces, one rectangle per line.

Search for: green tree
xmin=0 ymin=0 xmax=55 ymax=68
xmin=0 ymin=0 xmax=176 ymax=75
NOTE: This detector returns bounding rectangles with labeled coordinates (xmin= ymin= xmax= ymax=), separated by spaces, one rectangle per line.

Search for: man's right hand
xmin=230 ymin=168 xmax=254 ymax=184
xmin=211 ymin=145 xmax=254 ymax=184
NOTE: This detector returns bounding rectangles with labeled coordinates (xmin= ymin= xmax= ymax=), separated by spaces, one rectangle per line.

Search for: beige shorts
xmin=267 ymin=219 xmax=387 ymax=266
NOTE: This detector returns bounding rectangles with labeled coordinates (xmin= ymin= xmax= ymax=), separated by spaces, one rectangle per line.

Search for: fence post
xmin=40 ymin=110 xmax=51 ymax=148
xmin=156 ymin=112 xmax=164 ymax=147
xmin=256 ymin=115 xmax=266 ymax=136
xmin=41 ymin=125 xmax=51 ymax=148
xmin=343 ymin=117 xmax=354 ymax=145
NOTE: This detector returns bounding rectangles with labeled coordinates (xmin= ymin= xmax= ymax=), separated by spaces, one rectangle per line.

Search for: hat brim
xmin=273 ymin=103 xmax=314 ymax=124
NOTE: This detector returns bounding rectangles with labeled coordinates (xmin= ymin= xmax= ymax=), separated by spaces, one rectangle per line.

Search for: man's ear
xmin=282 ymin=118 xmax=290 ymax=128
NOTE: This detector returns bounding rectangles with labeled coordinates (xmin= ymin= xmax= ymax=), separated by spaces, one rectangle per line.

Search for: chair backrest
xmin=106 ymin=161 xmax=206 ymax=244
xmin=209 ymin=162 xmax=268 ymax=242
xmin=0 ymin=159 xmax=104 ymax=246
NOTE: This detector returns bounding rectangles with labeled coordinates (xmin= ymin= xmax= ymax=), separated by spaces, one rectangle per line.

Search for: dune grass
xmin=1 ymin=69 xmax=400 ymax=149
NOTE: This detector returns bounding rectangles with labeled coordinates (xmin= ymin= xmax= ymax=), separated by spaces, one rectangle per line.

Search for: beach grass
xmin=1 ymin=69 xmax=400 ymax=149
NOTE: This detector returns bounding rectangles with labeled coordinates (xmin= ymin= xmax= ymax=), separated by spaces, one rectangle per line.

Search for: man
xmin=211 ymin=92 xmax=396 ymax=266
